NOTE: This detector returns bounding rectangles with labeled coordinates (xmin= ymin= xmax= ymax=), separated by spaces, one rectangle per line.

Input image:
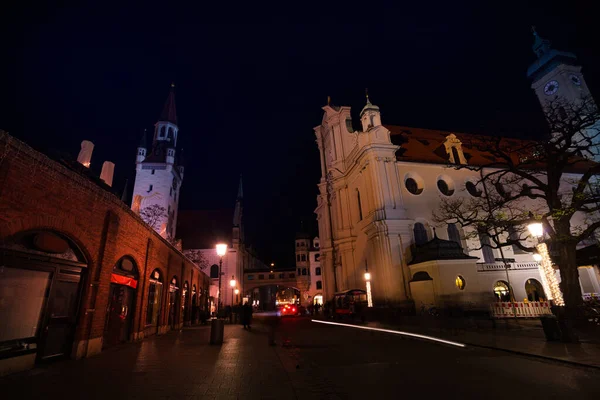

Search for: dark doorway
xmin=39 ymin=270 xmax=83 ymax=360
xmin=103 ymin=284 xmax=135 ymax=347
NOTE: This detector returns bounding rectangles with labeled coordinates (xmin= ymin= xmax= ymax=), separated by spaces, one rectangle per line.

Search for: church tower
xmin=527 ymin=28 xmax=599 ymax=159
xmin=232 ymin=175 xmax=244 ymax=248
xmin=131 ymin=84 xmax=184 ymax=240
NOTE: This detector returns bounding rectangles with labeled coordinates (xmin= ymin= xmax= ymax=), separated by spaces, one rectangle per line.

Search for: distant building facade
xmin=177 ymin=178 xmax=267 ymax=311
xmin=313 ymin=32 xmax=600 ymax=310
xmin=295 ymin=234 xmax=323 ymax=306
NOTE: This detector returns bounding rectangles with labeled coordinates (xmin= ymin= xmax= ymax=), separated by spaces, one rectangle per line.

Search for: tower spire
xmin=159 ymin=83 xmax=178 ymax=124
xmin=237 ymin=174 xmax=243 ymax=199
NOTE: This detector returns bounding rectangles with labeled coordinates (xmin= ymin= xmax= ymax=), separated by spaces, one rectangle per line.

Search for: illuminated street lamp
xmin=364 ymin=264 xmax=373 ymax=308
xmin=216 ymin=243 xmax=227 ymax=315
xmin=230 ymin=276 xmax=236 ymax=306
xmin=527 ymin=219 xmax=564 ymax=306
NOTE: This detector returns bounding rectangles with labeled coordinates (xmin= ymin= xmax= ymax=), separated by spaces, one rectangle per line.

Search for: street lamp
xmin=234 ymin=288 xmax=239 ymax=304
xmin=527 ymin=220 xmax=564 ymax=306
xmin=230 ymin=276 xmax=236 ymax=306
xmin=364 ymin=264 xmax=373 ymax=308
xmin=216 ymin=243 xmax=227 ymax=315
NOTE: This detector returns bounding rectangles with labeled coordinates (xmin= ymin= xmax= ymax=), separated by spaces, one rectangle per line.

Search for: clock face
xmin=569 ymin=74 xmax=582 ymax=86
xmin=544 ymin=80 xmax=559 ymax=96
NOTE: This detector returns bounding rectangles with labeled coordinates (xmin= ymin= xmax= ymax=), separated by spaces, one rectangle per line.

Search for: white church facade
xmin=313 ymin=32 xmax=600 ymax=313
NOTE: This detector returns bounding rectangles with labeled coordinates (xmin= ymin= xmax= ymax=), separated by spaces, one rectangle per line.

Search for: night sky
xmin=2 ymin=2 xmax=599 ymax=267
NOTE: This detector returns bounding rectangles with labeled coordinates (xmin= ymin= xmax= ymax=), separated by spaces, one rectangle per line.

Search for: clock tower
xmin=527 ymin=28 xmax=599 ymax=159
xmin=527 ymin=28 xmax=592 ymax=105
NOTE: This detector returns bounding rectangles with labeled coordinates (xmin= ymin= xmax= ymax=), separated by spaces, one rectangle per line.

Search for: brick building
xmin=0 ymin=131 xmax=210 ymax=376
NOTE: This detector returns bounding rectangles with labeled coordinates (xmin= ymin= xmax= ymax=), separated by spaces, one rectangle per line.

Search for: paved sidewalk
xmin=0 ymin=323 xmax=296 ymax=400
xmin=330 ymin=317 xmax=600 ymax=369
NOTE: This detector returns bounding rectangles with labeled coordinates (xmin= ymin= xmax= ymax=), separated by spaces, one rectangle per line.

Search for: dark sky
xmin=2 ymin=2 xmax=599 ymax=267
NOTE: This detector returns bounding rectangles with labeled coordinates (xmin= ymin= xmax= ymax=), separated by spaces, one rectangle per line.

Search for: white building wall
xmin=314 ymin=101 xmax=600 ymax=309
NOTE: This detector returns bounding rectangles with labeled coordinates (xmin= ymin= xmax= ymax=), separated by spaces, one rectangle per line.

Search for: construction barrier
xmin=490 ymin=301 xmax=553 ymax=318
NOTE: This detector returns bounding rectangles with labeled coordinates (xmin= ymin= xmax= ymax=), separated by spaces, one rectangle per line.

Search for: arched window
xmin=146 ymin=269 xmax=163 ymax=326
xmin=447 ymin=223 xmax=461 ymax=245
xmin=493 ymin=280 xmax=512 ymax=302
xmin=478 ymin=231 xmax=495 ymax=263
xmin=210 ymin=264 xmax=219 ymax=279
xmin=167 ymin=127 xmax=174 ymax=141
xmin=160 ymin=126 xmax=166 ymax=138
xmin=315 ymin=267 xmax=321 ymax=276
xmin=414 ymin=223 xmax=428 ymax=245
xmin=525 ymin=279 xmax=546 ymax=301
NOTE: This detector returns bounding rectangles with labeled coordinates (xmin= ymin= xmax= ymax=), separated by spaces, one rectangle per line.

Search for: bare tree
xmin=433 ymin=95 xmax=600 ymax=321
xmin=183 ymin=249 xmax=210 ymax=271
xmin=139 ymin=204 xmax=168 ymax=230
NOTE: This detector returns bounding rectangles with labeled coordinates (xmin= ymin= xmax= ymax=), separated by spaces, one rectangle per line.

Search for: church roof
xmin=159 ymin=84 xmax=178 ymax=125
xmin=386 ymin=125 xmax=593 ymax=173
xmin=408 ymin=232 xmax=477 ymax=265
xmin=177 ymin=209 xmax=234 ymax=250
xmin=386 ymin=125 xmax=510 ymax=166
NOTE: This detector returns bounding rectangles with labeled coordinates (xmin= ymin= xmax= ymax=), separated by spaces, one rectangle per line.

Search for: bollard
xmin=210 ymin=319 xmax=224 ymax=345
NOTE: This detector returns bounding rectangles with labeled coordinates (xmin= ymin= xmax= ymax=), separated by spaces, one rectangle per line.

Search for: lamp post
xmin=527 ymin=220 xmax=564 ymax=306
xmin=216 ymin=243 xmax=227 ymax=316
xmin=234 ymin=288 xmax=239 ymax=304
xmin=230 ymin=276 xmax=236 ymax=306
xmin=364 ymin=264 xmax=373 ymax=308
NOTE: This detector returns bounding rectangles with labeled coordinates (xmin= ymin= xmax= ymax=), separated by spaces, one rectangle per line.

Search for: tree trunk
xmin=557 ymin=242 xmax=583 ymax=311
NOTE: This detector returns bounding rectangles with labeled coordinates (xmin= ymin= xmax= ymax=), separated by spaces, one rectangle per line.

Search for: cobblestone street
xmin=2 ymin=318 xmax=600 ymax=399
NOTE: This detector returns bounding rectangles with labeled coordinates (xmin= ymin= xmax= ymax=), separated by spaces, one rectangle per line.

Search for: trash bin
xmin=210 ymin=319 xmax=224 ymax=345
xmin=540 ymin=315 xmax=561 ymax=341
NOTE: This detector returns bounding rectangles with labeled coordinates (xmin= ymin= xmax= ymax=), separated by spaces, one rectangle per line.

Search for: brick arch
xmin=0 ymin=214 xmax=94 ymax=265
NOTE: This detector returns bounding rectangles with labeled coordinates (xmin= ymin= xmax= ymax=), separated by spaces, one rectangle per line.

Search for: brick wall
xmin=0 ymin=132 xmax=209 ymax=355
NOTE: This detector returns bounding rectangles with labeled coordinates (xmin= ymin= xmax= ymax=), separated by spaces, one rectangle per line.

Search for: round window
xmin=437 ymin=179 xmax=454 ymax=196
xmin=455 ymin=275 xmax=466 ymax=290
xmin=465 ymin=181 xmax=481 ymax=197
xmin=405 ymin=178 xmax=423 ymax=195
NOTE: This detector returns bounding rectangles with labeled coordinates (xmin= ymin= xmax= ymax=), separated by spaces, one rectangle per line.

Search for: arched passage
xmin=145 ymin=269 xmax=163 ymax=336
xmin=0 ymin=229 xmax=88 ymax=362
xmin=168 ymin=276 xmax=180 ymax=329
xmin=243 ymin=284 xmax=301 ymax=311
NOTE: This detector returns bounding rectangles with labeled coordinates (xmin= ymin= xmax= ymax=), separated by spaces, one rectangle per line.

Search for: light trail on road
xmin=311 ymin=319 xmax=466 ymax=348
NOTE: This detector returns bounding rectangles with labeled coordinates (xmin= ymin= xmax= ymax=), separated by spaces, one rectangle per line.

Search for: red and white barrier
xmin=490 ymin=301 xmax=552 ymax=318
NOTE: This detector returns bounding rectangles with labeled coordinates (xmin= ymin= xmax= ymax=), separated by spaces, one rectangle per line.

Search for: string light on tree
xmin=528 ymin=221 xmax=565 ymax=306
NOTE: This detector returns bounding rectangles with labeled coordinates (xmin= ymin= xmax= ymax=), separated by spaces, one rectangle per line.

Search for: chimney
xmin=100 ymin=161 xmax=115 ymax=187
xmin=77 ymin=140 xmax=94 ymax=167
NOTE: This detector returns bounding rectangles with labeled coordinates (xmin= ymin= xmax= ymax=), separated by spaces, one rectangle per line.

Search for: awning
xmin=110 ymin=273 xmax=138 ymax=289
